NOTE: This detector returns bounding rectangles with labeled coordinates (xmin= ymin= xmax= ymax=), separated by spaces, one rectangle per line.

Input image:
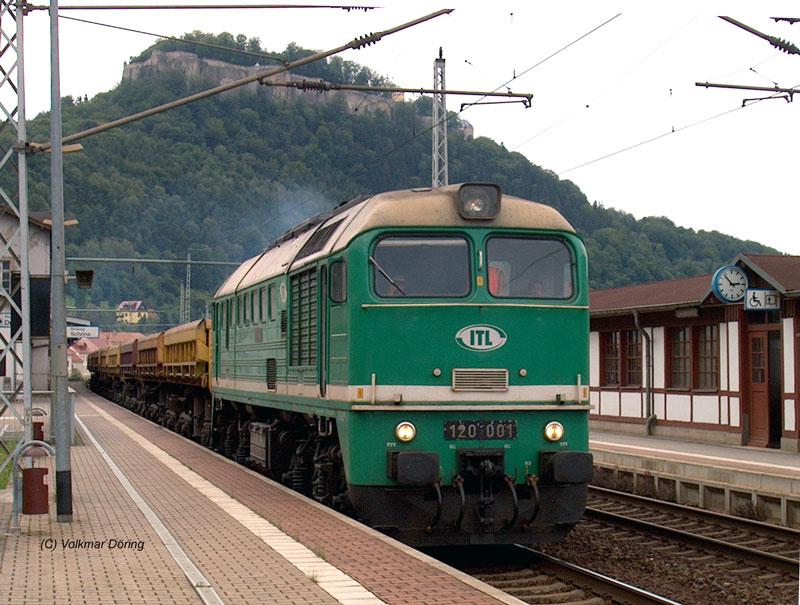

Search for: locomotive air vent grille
xmin=452 ymin=368 xmax=509 ymax=392
xmin=266 ymin=358 xmax=277 ymax=391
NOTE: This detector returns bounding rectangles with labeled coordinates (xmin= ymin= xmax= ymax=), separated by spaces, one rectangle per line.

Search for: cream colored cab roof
xmin=215 ymin=184 xmax=574 ymax=298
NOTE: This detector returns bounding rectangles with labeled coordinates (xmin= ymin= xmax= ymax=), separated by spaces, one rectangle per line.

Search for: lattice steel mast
xmin=0 ymin=0 xmax=34 ymax=514
xmin=432 ymin=47 xmax=448 ymax=188
xmin=184 ymin=251 xmax=191 ymax=321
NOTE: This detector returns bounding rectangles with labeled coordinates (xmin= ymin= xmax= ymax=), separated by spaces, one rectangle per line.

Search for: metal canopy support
xmin=0 ymin=0 xmax=34 ymax=519
xmin=432 ymin=47 xmax=448 ymax=189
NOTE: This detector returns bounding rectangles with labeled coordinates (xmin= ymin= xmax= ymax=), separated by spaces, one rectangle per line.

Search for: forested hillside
xmin=17 ymin=35 xmax=776 ymax=329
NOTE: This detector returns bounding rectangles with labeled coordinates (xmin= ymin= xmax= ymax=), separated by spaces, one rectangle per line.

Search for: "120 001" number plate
xmin=443 ymin=420 xmax=517 ymax=440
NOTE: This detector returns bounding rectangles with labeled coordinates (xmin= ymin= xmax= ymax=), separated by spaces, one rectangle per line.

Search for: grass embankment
xmin=0 ymin=440 xmax=18 ymax=489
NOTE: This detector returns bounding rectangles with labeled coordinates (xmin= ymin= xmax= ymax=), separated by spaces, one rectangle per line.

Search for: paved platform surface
xmin=0 ymin=389 xmax=521 ymax=605
xmin=590 ymin=430 xmax=800 ymax=481
xmin=591 ymin=430 xmax=800 ymax=477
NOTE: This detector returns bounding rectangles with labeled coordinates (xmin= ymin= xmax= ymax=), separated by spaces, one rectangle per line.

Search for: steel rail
xmin=518 ymin=546 xmax=683 ymax=605
xmin=584 ymin=504 xmax=799 ymax=575
xmin=589 ymin=485 xmax=800 ymax=544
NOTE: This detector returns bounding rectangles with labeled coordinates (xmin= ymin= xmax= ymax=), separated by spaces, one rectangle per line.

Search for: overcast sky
xmin=18 ymin=2 xmax=800 ymax=254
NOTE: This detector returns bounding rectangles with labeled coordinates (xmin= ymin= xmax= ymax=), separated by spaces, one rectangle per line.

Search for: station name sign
xmin=66 ymin=326 xmax=100 ymax=339
xmin=744 ymin=289 xmax=780 ymax=311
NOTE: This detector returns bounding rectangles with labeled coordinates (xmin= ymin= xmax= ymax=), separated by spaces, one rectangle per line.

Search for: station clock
xmin=711 ymin=265 xmax=748 ymax=303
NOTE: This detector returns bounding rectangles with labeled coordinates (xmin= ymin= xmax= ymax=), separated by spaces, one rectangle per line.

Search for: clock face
xmin=713 ymin=265 xmax=748 ymax=302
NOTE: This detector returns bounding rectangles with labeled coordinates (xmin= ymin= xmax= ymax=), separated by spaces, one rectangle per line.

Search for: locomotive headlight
xmin=457 ymin=183 xmax=501 ymax=220
xmin=395 ymin=421 xmax=417 ymax=443
xmin=544 ymin=421 xmax=564 ymax=442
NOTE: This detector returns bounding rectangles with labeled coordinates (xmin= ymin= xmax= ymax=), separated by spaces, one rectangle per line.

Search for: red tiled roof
xmin=590 ymin=274 xmax=712 ymax=313
xmin=0 ymin=207 xmax=78 ymax=229
xmin=116 ymin=300 xmax=145 ymax=311
xmin=71 ymin=339 xmax=101 ymax=354
xmin=590 ymin=253 xmax=800 ymax=315
xmin=744 ymin=254 xmax=800 ymax=294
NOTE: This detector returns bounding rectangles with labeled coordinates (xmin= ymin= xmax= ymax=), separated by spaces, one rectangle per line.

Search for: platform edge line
xmin=75 ymin=414 xmax=225 ymax=605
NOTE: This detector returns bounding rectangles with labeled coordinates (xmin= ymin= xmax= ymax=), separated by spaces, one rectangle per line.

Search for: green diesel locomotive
xmin=210 ymin=183 xmax=592 ymax=546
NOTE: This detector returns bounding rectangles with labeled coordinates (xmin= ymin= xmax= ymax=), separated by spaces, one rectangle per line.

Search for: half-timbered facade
xmin=589 ymin=253 xmax=800 ymax=452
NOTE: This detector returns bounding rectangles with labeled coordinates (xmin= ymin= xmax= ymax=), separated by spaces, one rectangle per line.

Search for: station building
xmin=589 ymin=253 xmax=800 ymax=452
xmin=0 ymin=209 xmax=77 ymax=390
xmin=1 ymin=210 xmax=54 ymax=390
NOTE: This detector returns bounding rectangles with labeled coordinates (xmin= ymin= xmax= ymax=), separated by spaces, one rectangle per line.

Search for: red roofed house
xmin=116 ymin=300 xmax=158 ymax=325
xmin=589 ymin=254 xmax=800 ymax=452
xmin=68 ymin=331 xmax=144 ymax=379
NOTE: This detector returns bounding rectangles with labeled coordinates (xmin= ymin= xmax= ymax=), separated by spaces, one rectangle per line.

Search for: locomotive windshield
xmin=372 ymin=236 xmax=471 ymax=297
xmin=487 ymin=237 xmax=574 ymax=299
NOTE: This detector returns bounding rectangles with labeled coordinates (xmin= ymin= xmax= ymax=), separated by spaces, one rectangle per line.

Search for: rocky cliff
xmin=123 ymin=50 xmax=398 ymax=115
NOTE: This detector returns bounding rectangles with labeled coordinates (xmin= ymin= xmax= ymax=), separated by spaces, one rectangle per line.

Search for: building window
xmin=625 ymin=330 xmax=642 ymax=387
xmin=669 ymin=327 xmax=691 ymax=388
xmin=601 ymin=330 xmax=641 ymax=387
xmin=667 ymin=325 xmax=719 ymax=390
xmin=601 ymin=331 xmax=620 ymax=386
xmin=697 ymin=325 xmax=719 ymax=389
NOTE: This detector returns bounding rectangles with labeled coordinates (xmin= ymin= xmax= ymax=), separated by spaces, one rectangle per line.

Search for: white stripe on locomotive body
xmin=213 ymin=378 xmax=590 ymax=404
xmin=359 ymin=303 xmax=590 ymax=310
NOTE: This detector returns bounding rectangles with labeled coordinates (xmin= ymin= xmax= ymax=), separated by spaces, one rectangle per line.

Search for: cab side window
xmin=330 ymin=260 xmax=347 ymax=303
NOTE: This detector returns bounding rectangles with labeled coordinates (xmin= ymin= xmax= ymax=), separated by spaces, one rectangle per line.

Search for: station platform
xmin=589 ymin=430 xmax=800 ymax=528
xmin=0 ymin=389 xmax=522 ymax=605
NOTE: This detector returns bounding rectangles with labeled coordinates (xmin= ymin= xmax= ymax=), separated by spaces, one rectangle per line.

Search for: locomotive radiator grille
xmin=451 ymin=368 xmax=509 ymax=392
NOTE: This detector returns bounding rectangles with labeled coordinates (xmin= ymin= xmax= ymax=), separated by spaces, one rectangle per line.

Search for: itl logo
xmin=455 ymin=324 xmax=507 ymax=352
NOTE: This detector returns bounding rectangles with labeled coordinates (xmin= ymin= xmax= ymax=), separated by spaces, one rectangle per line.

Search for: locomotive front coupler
xmin=477 ymin=459 xmax=500 ymax=527
xmin=457 ymin=450 xmax=505 ymax=528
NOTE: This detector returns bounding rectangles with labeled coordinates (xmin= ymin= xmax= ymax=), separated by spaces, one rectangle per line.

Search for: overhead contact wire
xmin=369 ymin=12 xmax=623 ymax=169
xmin=58 ymin=14 xmax=287 ymax=65
xmin=31 ymin=3 xmax=378 ymax=12
xmin=559 ymin=85 xmax=798 ymax=175
xmin=31 ymin=8 xmax=454 ymax=151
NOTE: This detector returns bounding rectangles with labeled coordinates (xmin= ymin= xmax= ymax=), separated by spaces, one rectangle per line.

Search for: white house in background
xmin=589 ymin=253 xmax=800 ymax=453
xmin=0 ymin=209 xmax=77 ymax=390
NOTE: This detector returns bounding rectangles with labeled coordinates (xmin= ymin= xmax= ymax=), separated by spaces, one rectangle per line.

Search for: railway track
xmin=433 ymin=545 xmax=680 ymax=605
xmin=585 ymin=485 xmax=800 ymax=575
